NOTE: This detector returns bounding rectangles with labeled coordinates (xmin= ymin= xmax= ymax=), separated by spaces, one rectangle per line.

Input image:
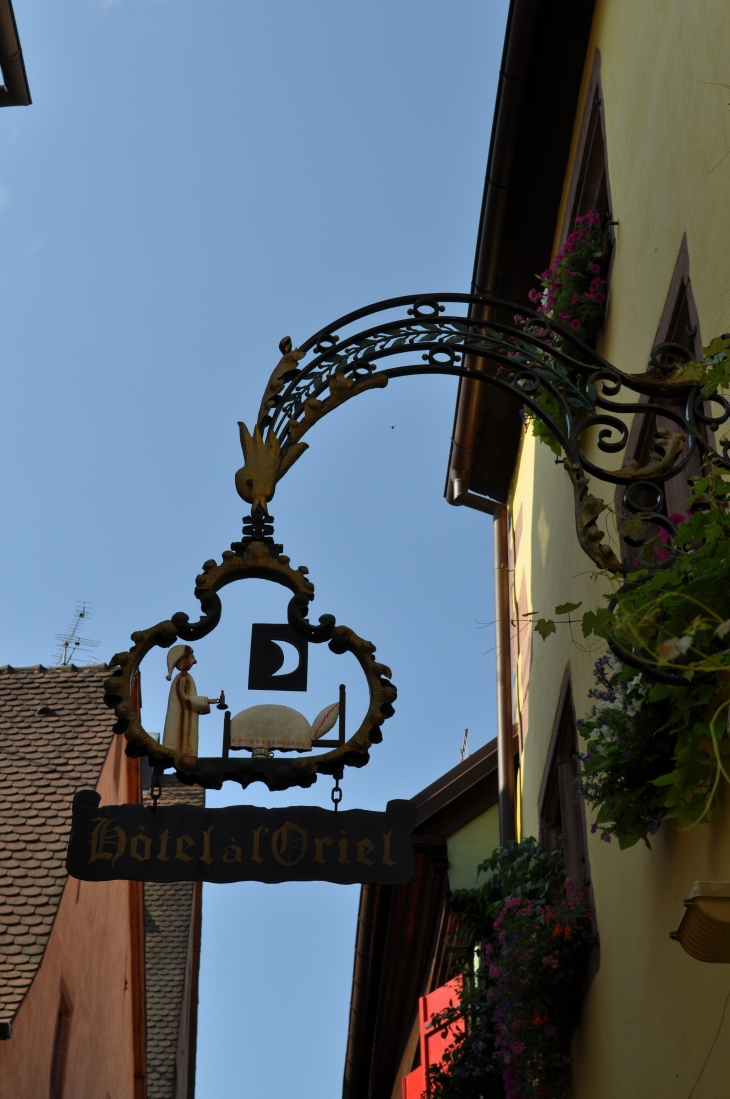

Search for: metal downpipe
xmin=493 ymin=505 xmax=516 ymax=843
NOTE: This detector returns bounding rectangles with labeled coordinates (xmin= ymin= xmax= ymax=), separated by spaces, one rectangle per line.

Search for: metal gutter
xmin=494 ymin=506 xmax=516 ymax=842
xmin=445 ymin=0 xmax=539 ymax=843
xmin=0 ymin=0 xmax=30 ymax=107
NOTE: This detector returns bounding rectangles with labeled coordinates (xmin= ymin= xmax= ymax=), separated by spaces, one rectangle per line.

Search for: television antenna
xmin=54 ymin=602 xmax=101 ymax=666
xmin=460 ymin=728 xmax=470 ymax=762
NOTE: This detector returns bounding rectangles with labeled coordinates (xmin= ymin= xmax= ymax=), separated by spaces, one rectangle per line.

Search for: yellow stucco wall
xmin=446 ymin=804 xmax=500 ymax=892
xmin=512 ymin=3 xmax=730 ymax=1096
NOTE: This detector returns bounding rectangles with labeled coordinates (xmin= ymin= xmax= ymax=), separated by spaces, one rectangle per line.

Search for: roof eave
xmin=0 ymin=0 xmax=31 ymax=107
xmin=446 ymin=0 xmax=597 ymax=508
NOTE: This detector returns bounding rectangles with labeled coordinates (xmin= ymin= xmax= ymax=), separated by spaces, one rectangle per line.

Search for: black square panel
xmin=248 ymin=624 xmax=308 ymax=691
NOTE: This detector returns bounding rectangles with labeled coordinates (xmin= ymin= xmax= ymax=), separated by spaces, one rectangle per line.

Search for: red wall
xmin=0 ymin=737 xmax=144 ymax=1099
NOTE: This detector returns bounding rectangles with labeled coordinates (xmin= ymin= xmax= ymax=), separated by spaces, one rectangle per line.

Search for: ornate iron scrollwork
xmin=246 ymin=293 xmax=729 ymax=576
xmin=109 ymin=294 xmax=730 ymax=766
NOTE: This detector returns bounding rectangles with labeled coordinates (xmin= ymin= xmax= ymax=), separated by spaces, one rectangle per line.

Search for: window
xmin=539 ymin=674 xmax=590 ymax=890
xmin=560 ymin=52 xmax=614 ymax=258
xmin=50 ymin=988 xmax=72 ymax=1099
xmin=616 ymin=236 xmax=704 ymax=563
xmin=571 ymin=89 xmax=610 ymax=225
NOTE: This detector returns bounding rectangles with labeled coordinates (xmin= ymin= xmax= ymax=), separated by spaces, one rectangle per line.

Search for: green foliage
xmin=425 ymin=840 xmax=591 ymax=1099
xmin=576 ymin=659 xmax=686 ymax=847
xmin=535 ymin=618 xmax=557 ymax=641
xmin=554 ymin=601 xmax=582 ymax=616
xmin=538 ymin=474 xmax=730 ymax=845
xmin=533 ymin=603 xmax=588 ymax=642
xmin=450 ymin=839 xmax=566 ymax=956
xmin=669 ymin=334 xmax=730 ymax=397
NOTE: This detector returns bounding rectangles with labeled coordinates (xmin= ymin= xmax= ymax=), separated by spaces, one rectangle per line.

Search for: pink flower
xmin=570 ymin=319 xmax=582 ymax=331
xmin=590 ymin=263 xmax=601 ymax=274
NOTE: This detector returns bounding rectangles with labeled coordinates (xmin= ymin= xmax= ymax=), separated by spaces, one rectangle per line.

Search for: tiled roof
xmin=144 ymin=775 xmax=204 ymax=1099
xmin=0 ymin=664 xmax=114 ymax=1028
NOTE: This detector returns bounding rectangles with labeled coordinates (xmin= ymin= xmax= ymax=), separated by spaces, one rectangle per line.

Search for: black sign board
xmin=248 ymin=623 xmax=308 ymax=691
xmin=66 ymin=791 xmax=416 ymax=885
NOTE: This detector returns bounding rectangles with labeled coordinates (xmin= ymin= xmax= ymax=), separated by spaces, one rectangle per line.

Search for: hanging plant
xmin=426 ymin=839 xmax=592 ymax=1099
xmin=575 ymin=658 xmax=716 ymax=848
xmin=515 ymin=211 xmax=609 ymax=456
xmin=527 ymin=211 xmax=608 ymax=346
xmin=533 ymin=470 xmax=730 ymax=846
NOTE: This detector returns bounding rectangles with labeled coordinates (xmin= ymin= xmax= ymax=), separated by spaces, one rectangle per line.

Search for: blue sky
xmin=1 ymin=1 xmax=509 ymax=1094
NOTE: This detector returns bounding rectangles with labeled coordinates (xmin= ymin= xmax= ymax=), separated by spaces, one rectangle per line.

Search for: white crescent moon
xmin=270 ymin=640 xmax=302 ymax=676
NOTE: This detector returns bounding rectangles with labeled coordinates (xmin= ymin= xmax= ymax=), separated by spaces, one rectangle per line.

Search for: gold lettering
xmin=130 ymin=827 xmax=151 ymax=862
xmin=224 ymin=837 xmax=242 ymax=863
xmin=251 ymin=826 xmax=268 ymax=864
xmin=313 ymin=837 xmax=333 ymax=864
xmin=89 ymin=817 xmax=126 ymax=868
xmin=357 ymin=838 xmax=375 ymax=866
xmin=382 ymin=830 xmax=396 ymax=866
xmin=272 ymin=822 xmax=308 ymax=866
xmin=201 ymin=826 xmax=215 ymax=865
xmin=338 ymin=831 xmax=350 ymax=866
xmin=157 ymin=829 xmax=170 ymax=862
xmin=175 ymin=835 xmax=195 ymax=862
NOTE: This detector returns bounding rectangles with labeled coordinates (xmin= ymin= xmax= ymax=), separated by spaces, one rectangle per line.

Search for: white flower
xmin=658 ymin=636 xmax=693 ymax=661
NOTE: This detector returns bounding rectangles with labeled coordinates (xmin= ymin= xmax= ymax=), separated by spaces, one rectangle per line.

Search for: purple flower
xmin=601 ymin=832 xmax=611 ymax=843
xmin=590 ymin=263 xmax=601 ymax=274
xmin=570 ymin=319 xmax=582 ymax=331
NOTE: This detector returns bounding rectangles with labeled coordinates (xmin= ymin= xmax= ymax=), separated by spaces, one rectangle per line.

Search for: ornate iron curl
xmin=172 ymin=587 xmax=222 ymax=641
xmin=287 ymin=592 xmax=336 ymax=642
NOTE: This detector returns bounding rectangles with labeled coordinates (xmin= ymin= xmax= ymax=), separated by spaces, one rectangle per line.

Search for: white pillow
xmin=311 ymin=702 xmax=339 ymax=740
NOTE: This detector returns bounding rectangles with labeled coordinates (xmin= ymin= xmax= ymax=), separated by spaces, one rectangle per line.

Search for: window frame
xmin=50 ymin=984 xmax=73 ymax=1099
xmin=538 ymin=670 xmax=591 ymax=891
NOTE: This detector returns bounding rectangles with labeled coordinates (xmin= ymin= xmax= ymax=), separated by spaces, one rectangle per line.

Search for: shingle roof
xmin=144 ymin=775 xmax=204 ymax=1099
xmin=0 ymin=663 xmax=114 ymax=1028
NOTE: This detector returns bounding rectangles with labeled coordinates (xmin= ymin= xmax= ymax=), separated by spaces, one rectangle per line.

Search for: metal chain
xmin=150 ymin=769 xmax=163 ymax=813
xmin=331 ymin=773 xmax=343 ymax=813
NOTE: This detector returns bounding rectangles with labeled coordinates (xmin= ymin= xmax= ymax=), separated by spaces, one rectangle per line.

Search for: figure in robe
xmin=162 ymin=645 xmax=219 ymax=756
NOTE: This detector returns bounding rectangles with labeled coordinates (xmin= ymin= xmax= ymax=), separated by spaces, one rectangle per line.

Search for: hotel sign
xmin=66 ymin=790 xmax=416 ymax=885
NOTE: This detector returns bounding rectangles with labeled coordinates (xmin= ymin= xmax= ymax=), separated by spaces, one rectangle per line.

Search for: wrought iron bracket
xmin=234 ymin=292 xmax=729 ymax=577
